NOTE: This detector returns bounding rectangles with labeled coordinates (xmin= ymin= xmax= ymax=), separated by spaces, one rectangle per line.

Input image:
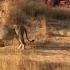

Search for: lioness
xmin=14 ymin=24 xmax=34 ymax=49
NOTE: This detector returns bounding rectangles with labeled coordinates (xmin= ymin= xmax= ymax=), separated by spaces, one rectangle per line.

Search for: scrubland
xmin=0 ymin=1 xmax=70 ymax=70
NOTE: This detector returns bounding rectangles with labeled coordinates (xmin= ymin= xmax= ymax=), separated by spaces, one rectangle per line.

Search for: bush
xmin=20 ymin=2 xmax=70 ymax=20
xmin=45 ymin=9 xmax=70 ymax=20
xmin=22 ymin=2 xmax=47 ymax=17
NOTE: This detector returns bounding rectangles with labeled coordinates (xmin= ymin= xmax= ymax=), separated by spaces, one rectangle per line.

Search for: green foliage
xmin=20 ymin=2 xmax=70 ymax=20
xmin=45 ymin=9 xmax=70 ymax=20
xmin=12 ymin=2 xmax=70 ymax=21
xmin=22 ymin=2 xmax=47 ymax=17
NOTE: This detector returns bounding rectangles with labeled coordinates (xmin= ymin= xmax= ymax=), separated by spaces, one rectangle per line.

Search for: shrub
xmin=45 ymin=9 xmax=70 ymax=20
xmin=20 ymin=2 xmax=70 ymax=20
xmin=22 ymin=2 xmax=47 ymax=17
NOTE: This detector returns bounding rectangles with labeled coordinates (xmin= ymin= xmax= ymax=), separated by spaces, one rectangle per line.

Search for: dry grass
xmin=0 ymin=1 xmax=70 ymax=70
xmin=0 ymin=49 xmax=70 ymax=70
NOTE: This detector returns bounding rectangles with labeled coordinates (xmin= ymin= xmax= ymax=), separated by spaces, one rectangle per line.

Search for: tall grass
xmin=0 ymin=51 xmax=70 ymax=70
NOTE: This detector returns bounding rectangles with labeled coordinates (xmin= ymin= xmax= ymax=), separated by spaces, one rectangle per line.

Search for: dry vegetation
xmin=0 ymin=0 xmax=70 ymax=70
xmin=0 ymin=49 xmax=70 ymax=70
